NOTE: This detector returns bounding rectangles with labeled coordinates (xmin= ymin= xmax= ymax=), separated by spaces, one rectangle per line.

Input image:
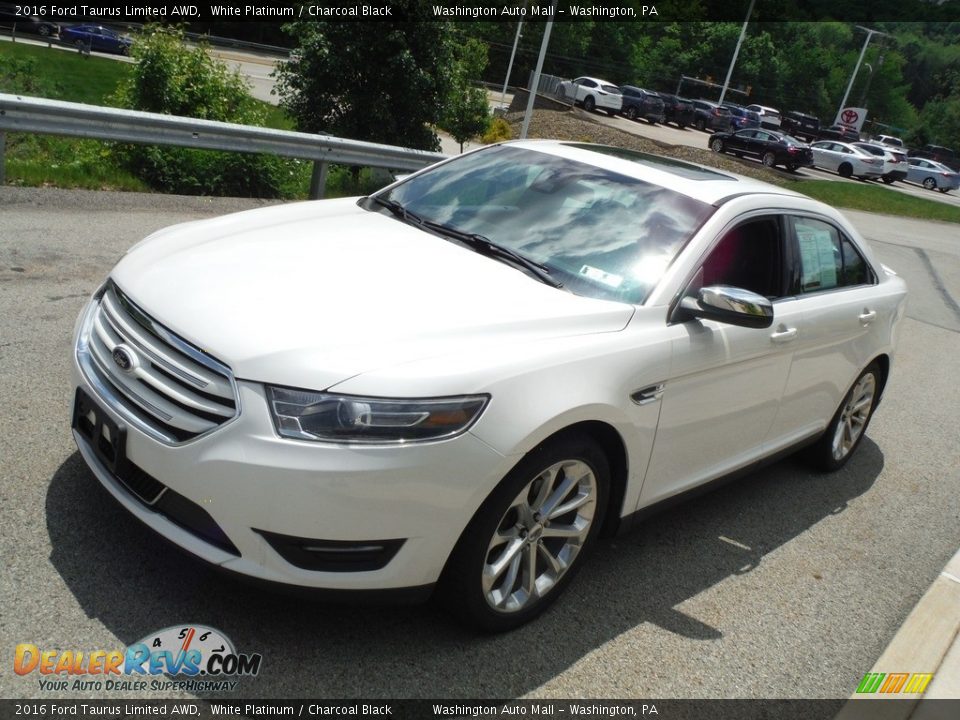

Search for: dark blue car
xmin=60 ymin=24 xmax=132 ymax=55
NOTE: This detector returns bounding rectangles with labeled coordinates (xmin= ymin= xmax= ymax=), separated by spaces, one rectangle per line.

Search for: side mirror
xmin=679 ymin=285 xmax=774 ymax=329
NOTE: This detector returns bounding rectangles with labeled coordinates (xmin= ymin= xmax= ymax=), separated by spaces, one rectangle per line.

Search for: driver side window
xmin=691 ymin=216 xmax=785 ymax=300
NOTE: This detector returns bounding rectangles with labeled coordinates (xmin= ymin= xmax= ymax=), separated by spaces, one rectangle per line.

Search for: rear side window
xmin=790 ymin=217 xmax=874 ymax=293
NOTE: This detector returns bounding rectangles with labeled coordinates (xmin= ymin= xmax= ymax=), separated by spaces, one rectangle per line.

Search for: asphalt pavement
xmin=0 ymin=187 xmax=958 ymax=704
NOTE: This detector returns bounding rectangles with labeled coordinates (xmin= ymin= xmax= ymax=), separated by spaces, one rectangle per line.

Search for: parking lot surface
xmin=1 ymin=187 xmax=958 ymax=701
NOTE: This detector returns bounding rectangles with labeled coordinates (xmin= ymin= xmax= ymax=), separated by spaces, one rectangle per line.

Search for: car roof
xmin=577 ymin=76 xmax=617 ymax=85
xmin=502 ymin=140 xmax=806 ymax=206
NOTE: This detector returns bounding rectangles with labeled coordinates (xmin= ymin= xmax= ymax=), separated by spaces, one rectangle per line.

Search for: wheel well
xmin=871 ymin=354 xmax=891 ymax=406
xmin=536 ymin=421 xmax=628 ymax=538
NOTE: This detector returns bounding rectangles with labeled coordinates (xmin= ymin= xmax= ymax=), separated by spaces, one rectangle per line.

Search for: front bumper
xmin=71 ymin=307 xmax=509 ymax=593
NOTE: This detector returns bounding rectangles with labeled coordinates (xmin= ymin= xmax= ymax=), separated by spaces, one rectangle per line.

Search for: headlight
xmin=267 ymin=387 xmax=489 ymax=444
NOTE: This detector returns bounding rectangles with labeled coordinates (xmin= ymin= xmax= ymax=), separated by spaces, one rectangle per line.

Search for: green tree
xmin=441 ymin=38 xmax=491 ymax=152
xmin=275 ymin=3 xmax=454 ymax=151
xmin=112 ymin=25 xmax=286 ymax=197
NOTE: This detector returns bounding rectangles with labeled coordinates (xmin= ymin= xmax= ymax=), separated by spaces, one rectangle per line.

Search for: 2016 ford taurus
xmin=71 ymin=142 xmax=907 ymax=631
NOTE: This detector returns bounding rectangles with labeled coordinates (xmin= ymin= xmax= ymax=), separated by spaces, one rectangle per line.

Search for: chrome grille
xmin=78 ymin=283 xmax=238 ymax=443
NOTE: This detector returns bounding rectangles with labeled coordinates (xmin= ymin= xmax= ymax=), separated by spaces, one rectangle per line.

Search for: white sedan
xmin=71 ymin=141 xmax=907 ymax=631
xmin=556 ymin=76 xmax=623 ymax=115
xmin=810 ymin=140 xmax=886 ymax=179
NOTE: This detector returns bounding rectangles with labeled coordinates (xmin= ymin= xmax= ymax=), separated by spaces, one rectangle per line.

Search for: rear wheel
xmin=624 ymin=106 xmax=637 ymax=120
xmin=696 ymin=118 xmax=706 ymax=132
xmin=38 ymin=25 xmax=50 ymax=36
xmin=762 ymin=152 xmax=777 ymax=168
xmin=710 ymin=138 xmax=725 ymax=153
xmin=922 ymin=177 xmax=937 ymax=190
xmin=838 ymin=163 xmax=853 ymax=178
xmin=806 ymin=363 xmax=880 ymax=472
xmin=440 ymin=433 xmax=609 ymax=632
xmin=939 ymin=188 xmax=951 ymax=194
xmin=882 ymin=176 xmax=895 ymax=184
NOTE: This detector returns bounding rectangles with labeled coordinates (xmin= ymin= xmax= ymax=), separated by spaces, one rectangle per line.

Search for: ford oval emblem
xmin=112 ymin=345 xmax=136 ymax=373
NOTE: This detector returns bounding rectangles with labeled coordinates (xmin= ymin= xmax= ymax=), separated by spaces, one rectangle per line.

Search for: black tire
xmin=762 ymin=152 xmax=777 ymax=168
xmin=710 ymin=138 xmax=725 ymax=153
xmin=696 ymin=118 xmax=706 ymax=132
xmin=882 ymin=176 xmax=895 ymax=185
xmin=583 ymin=96 xmax=596 ymax=112
xmin=922 ymin=177 xmax=937 ymax=190
xmin=939 ymin=188 xmax=950 ymax=194
xmin=74 ymin=40 xmax=85 ymax=50
xmin=677 ymin=124 xmax=687 ymax=130
xmin=838 ymin=163 xmax=853 ymax=178
xmin=805 ymin=363 xmax=881 ymax=472
xmin=605 ymin=109 xmax=617 ymax=117
xmin=440 ymin=432 xmax=609 ymax=632
xmin=624 ymin=106 xmax=637 ymax=120
xmin=38 ymin=26 xmax=50 ymax=37
xmin=788 ymin=163 xmax=800 ymax=173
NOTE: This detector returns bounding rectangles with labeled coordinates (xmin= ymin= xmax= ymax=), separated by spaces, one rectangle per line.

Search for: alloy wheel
xmin=482 ymin=459 xmax=597 ymax=613
xmin=831 ymin=373 xmax=876 ymax=461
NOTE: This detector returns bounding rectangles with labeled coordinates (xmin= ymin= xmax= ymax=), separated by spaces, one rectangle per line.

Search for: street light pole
xmin=718 ymin=0 xmax=755 ymax=106
xmin=835 ymin=26 xmax=888 ymax=124
xmin=499 ymin=0 xmax=528 ymax=110
xmin=520 ymin=0 xmax=558 ymax=140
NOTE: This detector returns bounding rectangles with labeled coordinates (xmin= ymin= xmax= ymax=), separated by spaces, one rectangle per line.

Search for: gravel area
xmin=505 ymin=108 xmax=789 ymax=184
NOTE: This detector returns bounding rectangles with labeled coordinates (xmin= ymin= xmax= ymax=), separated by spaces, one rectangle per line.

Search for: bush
xmin=481 ymin=116 xmax=512 ymax=145
xmin=111 ymin=26 xmax=288 ymax=198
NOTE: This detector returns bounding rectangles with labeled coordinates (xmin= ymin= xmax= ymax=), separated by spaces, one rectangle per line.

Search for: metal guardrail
xmin=0 ymin=93 xmax=448 ymax=198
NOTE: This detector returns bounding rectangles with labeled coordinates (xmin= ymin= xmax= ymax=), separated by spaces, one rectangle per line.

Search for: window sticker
xmin=579 ymin=265 xmax=624 ymax=288
xmin=796 ymin=224 xmax=838 ymax=290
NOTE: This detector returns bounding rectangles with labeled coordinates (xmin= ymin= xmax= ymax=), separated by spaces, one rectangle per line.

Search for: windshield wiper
xmin=422 ymin=220 xmax=563 ymax=289
xmin=370 ymin=196 xmax=425 ymax=227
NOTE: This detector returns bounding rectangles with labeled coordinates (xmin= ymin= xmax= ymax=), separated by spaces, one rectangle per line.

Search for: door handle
xmin=858 ymin=310 xmax=877 ymax=324
xmin=770 ymin=327 xmax=798 ymax=343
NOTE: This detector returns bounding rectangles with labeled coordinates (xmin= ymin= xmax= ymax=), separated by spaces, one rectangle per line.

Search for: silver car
xmin=810 ymin=141 xmax=885 ymax=179
xmin=906 ymin=158 xmax=960 ymax=193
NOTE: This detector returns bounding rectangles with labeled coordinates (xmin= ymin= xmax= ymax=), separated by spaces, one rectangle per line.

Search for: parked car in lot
xmin=722 ymin=104 xmax=761 ymax=131
xmin=658 ymin=94 xmax=695 ymax=128
xmin=619 ymin=86 xmax=664 ymax=123
xmin=809 ymin=141 xmax=885 ymax=180
xmin=556 ymin=77 xmax=622 ymax=116
xmin=71 ymin=141 xmax=906 ymax=631
xmin=875 ymin=135 xmax=905 ymax=149
xmin=60 ymin=24 xmax=132 ymax=55
xmin=852 ymin=142 xmax=909 ymax=184
xmin=691 ymin=100 xmax=732 ymax=132
xmin=709 ymin=128 xmax=813 ymax=171
xmin=0 ymin=4 xmax=59 ymax=36
xmin=905 ymin=157 xmax=960 ymax=193
xmin=746 ymin=104 xmax=782 ymax=130
xmin=909 ymin=145 xmax=959 ymax=172
xmin=819 ymin=125 xmax=861 ymax=143
xmin=780 ymin=111 xmax=821 ymax=142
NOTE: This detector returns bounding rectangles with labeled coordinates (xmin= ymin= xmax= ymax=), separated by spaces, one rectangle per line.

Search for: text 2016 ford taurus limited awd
xmin=71 ymin=142 xmax=907 ymax=631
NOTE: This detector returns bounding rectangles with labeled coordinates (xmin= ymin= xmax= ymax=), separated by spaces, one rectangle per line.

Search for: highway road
xmin=1 ymin=187 xmax=958 ymax=702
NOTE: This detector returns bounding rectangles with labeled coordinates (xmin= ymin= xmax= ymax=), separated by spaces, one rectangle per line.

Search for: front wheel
xmin=440 ymin=433 xmax=609 ymax=632
xmin=922 ymin=177 xmax=937 ymax=190
xmin=696 ymin=118 xmax=706 ymax=131
xmin=805 ymin=364 xmax=880 ymax=472
xmin=710 ymin=138 xmax=725 ymax=153
xmin=762 ymin=152 xmax=777 ymax=168
xmin=882 ymin=176 xmax=895 ymax=185
xmin=583 ymin=96 xmax=596 ymax=112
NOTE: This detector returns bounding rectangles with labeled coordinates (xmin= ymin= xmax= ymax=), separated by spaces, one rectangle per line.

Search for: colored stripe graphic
xmin=856 ymin=673 xmax=886 ymax=693
xmin=903 ymin=674 xmax=934 ymax=694
xmin=880 ymin=673 xmax=910 ymax=693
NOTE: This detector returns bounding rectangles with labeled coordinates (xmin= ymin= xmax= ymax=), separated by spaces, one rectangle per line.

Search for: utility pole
xmin=836 ymin=26 xmax=889 ymax=124
xmin=718 ymin=0 xmax=755 ymax=106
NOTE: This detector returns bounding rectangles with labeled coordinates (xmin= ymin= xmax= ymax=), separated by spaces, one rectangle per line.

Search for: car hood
xmin=111 ymin=198 xmax=634 ymax=390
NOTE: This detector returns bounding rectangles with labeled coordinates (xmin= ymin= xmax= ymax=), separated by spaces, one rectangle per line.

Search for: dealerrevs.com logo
xmin=14 ymin=625 xmax=262 ymax=693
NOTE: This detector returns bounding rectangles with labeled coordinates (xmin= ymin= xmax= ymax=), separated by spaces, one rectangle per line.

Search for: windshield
xmin=371 ymin=145 xmax=714 ymax=305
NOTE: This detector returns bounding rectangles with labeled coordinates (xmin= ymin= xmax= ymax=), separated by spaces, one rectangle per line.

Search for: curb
xmin=836 ymin=547 xmax=960 ymax=718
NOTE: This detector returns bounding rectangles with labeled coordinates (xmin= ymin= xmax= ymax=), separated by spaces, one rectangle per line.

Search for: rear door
xmin=768 ymin=215 xmax=886 ymax=446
